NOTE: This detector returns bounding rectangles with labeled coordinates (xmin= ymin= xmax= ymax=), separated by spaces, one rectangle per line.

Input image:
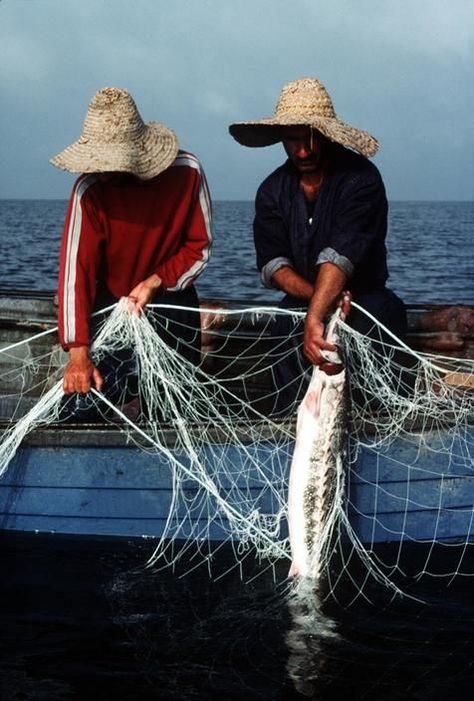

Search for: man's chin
xmin=296 ymin=162 xmax=319 ymax=173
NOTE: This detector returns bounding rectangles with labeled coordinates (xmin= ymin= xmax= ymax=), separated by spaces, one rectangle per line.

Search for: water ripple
xmin=0 ymin=199 xmax=472 ymax=304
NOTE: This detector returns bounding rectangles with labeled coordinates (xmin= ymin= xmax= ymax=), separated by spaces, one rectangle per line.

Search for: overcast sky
xmin=0 ymin=0 xmax=472 ymax=200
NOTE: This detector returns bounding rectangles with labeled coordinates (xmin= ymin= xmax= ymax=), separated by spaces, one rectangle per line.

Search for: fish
xmin=288 ymin=304 xmax=348 ymax=580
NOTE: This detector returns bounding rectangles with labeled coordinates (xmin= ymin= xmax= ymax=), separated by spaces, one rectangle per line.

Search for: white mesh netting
xmin=0 ymin=299 xmax=473 ymax=601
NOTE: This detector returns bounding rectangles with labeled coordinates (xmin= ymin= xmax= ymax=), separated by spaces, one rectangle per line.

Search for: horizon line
xmin=1 ymin=197 xmax=473 ymax=204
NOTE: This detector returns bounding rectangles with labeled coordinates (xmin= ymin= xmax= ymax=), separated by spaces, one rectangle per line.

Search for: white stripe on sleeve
xmin=62 ymin=175 xmax=97 ymax=344
xmin=168 ymin=153 xmax=213 ymax=291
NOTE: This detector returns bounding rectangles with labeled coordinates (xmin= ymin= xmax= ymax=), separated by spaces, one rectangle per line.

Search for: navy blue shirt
xmin=253 ymin=144 xmax=389 ymax=294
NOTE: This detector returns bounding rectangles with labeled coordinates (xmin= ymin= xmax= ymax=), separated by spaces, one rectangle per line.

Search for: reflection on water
xmin=286 ymin=579 xmax=340 ymax=698
xmin=285 ymin=547 xmax=474 ymax=700
xmin=1 ymin=534 xmax=474 ymax=700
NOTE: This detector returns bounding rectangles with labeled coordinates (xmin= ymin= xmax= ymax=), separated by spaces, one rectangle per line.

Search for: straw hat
xmin=229 ymin=77 xmax=378 ymax=158
xmin=50 ymin=87 xmax=179 ymax=179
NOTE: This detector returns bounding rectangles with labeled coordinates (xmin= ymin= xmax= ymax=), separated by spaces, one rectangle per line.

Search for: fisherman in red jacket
xmin=51 ymin=87 xmax=212 ymax=418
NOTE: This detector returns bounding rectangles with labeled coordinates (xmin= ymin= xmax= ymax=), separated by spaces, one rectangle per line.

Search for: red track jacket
xmin=57 ymin=151 xmax=212 ymax=350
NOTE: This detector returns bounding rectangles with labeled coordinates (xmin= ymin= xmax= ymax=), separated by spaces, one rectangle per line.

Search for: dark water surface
xmin=1 ymin=534 xmax=474 ymax=701
xmin=0 ymin=199 xmax=473 ymax=303
xmin=0 ymin=200 xmax=473 ymax=699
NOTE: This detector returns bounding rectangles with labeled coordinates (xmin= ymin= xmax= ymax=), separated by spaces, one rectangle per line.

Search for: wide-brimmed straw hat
xmin=50 ymin=87 xmax=179 ymax=179
xmin=229 ymin=77 xmax=378 ymax=158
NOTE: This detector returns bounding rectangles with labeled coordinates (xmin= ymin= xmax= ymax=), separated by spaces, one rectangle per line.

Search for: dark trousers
xmin=61 ymin=287 xmax=201 ymax=423
xmin=269 ymin=288 xmax=410 ymax=416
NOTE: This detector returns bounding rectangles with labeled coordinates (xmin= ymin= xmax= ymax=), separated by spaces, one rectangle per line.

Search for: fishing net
xmin=0 ymin=298 xmax=473 ymax=602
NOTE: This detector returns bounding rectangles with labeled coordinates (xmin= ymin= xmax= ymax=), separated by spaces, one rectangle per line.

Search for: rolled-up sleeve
xmin=316 ymin=247 xmax=354 ymax=277
xmin=253 ymin=184 xmax=294 ymax=288
xmin=320 ymin=174 xmax=388 ymax=277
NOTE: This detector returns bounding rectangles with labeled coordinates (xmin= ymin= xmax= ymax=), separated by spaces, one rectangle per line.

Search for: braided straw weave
xmin=229 ymin=77 xmax=378 ymax=157
xmin=50 ymin=87 xmax=179 ymax=179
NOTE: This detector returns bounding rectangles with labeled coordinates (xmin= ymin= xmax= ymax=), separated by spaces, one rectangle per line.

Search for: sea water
xmin=0 ymin=199 xmax=473 ymax=304
xmin=0 ymin=200 xmax=473 ymax=700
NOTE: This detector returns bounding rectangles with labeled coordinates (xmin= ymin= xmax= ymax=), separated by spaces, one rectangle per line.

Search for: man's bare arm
xmin=271 ymin=262 xmax=348 ymax=365
xmin=271 ymin=266 xmax=314 ymax=300
xmin=128 ymin=273 xmax=162 ymax=313
xmin=303 ymin=262 xmax=348 ymax=365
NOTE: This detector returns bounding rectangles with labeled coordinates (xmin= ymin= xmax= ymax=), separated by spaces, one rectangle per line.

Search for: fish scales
xmin=288 ymin=307 xmax=348 ymax=581
xmin=303 ymin=375 xmax=346 ymax=559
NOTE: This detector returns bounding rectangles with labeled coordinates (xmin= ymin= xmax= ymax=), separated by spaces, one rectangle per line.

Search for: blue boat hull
xmin=0 ymin=426 xmax=472 ymax=545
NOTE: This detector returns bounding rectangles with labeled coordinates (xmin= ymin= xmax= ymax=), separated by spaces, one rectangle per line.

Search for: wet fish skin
xmin=288 ymin=309 xmax=347 ymax=580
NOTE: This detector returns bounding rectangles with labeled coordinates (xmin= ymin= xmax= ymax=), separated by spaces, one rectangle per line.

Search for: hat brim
xmin=229 ymin=115 xmax=379 ymax=158
xmin=50 ymin=122 xmax=179 ymax=180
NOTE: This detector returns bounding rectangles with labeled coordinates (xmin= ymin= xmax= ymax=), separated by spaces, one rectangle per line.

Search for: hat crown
xmin=81 ymin=87 xmax=145 ymax=144
xmin=50 ymin=86 xmax=180 ymax=178
xmin=228 ymin=76 xmax=378 ymax=157
xmin=275 ymin=78 xmax=336 ymax=120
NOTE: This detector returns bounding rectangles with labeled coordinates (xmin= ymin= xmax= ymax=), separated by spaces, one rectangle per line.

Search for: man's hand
xmin=63 ymin=346 xmax=104 ymax=395
xmin=302 ymin=262 xmax=349 ymax=366
xmin=127 ymin=274 xmax=162 ymax=315
xmin=303 ymin=316 xmax=337 ymax=366
xmin=303 ymin=291 xmax=351 ymax=366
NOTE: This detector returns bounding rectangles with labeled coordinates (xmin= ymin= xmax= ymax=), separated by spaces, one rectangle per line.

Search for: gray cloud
xmin=0 ymin=0 xmax=472 ymax=200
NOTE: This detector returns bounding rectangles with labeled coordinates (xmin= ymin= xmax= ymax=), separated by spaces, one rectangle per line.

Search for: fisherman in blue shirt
xmin=229 ymin=77 xmax=407 ymax=414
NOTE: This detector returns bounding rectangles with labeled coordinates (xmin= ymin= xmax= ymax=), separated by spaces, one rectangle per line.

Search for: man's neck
xmin=300 ymin=169 xmax=324 ymax=201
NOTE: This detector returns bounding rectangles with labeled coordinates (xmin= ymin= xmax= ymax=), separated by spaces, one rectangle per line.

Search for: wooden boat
xmin=0 ymin=290 xmax=473 ymax=549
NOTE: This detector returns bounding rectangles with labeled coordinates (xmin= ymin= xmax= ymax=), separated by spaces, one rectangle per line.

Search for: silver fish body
xmin=288 ymin=318 xmax=347 ymax=580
